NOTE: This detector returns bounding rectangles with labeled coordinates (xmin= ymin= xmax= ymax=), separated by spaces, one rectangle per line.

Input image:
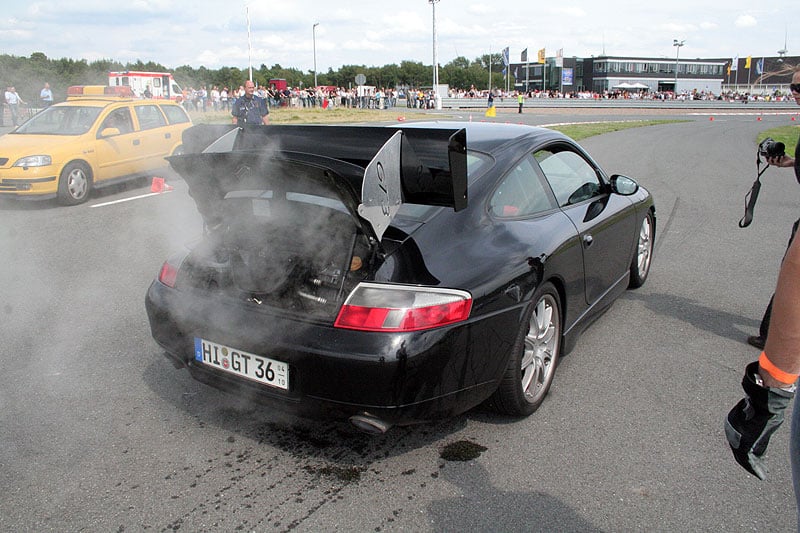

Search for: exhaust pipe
xmin=349 ymin=413 xmax=392 ymax=434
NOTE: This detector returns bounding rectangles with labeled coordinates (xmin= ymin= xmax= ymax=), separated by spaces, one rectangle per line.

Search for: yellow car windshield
xmin=15 ymin=106 xmax=103 ymax=135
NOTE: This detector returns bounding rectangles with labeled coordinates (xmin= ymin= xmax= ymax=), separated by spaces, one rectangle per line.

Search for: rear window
xmin=160 ymin=104 xmax=190 ymax=125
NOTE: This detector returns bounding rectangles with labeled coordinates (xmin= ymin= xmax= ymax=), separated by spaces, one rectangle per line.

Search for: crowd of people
xmin=446 ymin=85 xmax=798 ymax=103
xmin=178 ymin=84 xmax=404 ymax=112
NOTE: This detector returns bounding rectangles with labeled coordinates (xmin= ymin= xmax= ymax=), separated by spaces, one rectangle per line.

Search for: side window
xmin=489 ymin=156 xmax=555 ymax=218
xmin=160 ymin=104 xmax=190 ymax=125
xmin=134 ymin=104 xmax=167 ymax=130
xmin=535 ymin=147 xmax=602 ymax=207
xmin=99 ymin=108 xmax=133 ymax=135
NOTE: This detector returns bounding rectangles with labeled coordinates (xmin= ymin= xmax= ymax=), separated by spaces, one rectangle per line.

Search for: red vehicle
xmin=268 ymin=79 xmax=288 ymax=92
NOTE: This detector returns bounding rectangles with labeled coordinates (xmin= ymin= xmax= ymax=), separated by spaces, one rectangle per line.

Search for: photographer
xmin=726 ymin=67 xmax=800 ymax=526
xmin=746 ymin=66 xmax=800 ymax=350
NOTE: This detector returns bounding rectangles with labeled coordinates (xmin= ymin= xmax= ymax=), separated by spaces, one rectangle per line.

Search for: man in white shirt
xmin=4 ymin=86 xmax=25 ymax=127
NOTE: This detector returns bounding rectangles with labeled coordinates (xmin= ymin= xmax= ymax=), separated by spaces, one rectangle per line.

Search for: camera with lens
xmin=758 ymin=137 xmax=786 ymax=161
xmin=742 ymin=138 xmax=788 ymax=228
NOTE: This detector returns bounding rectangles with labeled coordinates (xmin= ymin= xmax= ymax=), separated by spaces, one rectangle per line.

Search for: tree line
xmin=1 ymin=52 xmax=510 ymax=104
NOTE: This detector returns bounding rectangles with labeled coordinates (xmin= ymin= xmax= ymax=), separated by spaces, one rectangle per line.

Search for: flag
xmin=537 ymin=48 xmax=546 ymax=64
xmin=731 ymin=56 xmax=738 ymax=71
xmin=521 ymin=48 xmax=528 ymax=62
xmin=756 ymin=58 xmax=764 ymax=75
xmin=502 ymin=47 xmax=509 ymax=67
xmin=745 ymin=56 xmax=751 ymax=69
xmin=727 ymin=64 xmax=731 ymax=76
xmin=555 ymin=48 xmax=564 ymax=67
xmin=513 ymin=66 xmax=520 ymax=79
xmin=485 ymin=106 xmax=496 ymax=118
xmin=502 ymin=67 xmax=507 ymax=76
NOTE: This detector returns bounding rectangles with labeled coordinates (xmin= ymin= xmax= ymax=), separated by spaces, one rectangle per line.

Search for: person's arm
xmin=725 ymin=231 xmax=800 ymax=479
xmin=767 ymin=154 xmax=796 ymax=168
xmin=760 ymin=234 xmax=800 ymax=387
xmin=260 ymin=98 xmax=270 ymax=125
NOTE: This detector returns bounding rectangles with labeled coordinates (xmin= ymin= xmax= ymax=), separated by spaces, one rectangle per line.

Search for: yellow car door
xmin=93 ymin=106 xmax=140 ymax=182
xmin=132 ymin=104 xmax=177 ymax=173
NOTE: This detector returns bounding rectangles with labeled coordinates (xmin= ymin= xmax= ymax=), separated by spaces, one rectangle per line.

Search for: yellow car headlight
xmin=13 ymin=155 xmax=52 ymax=168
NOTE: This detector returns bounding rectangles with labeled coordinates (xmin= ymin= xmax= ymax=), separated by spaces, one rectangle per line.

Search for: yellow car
xmin=0 ymin=85 xmax=192 ymax=205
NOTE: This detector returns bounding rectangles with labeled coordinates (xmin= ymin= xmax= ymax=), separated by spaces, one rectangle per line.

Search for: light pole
xmin=673 ymin=39 xmax=685 ymax=97
xmin=246 ymin=5 xmax=253 ymax=82
xmin=313 ymin=22 xmax=319 ymax=88
xmin=429 ymin=0 xmax=440 ymax=109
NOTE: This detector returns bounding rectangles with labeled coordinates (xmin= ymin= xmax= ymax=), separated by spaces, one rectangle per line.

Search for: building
xmin=509 ymin=54 xmax=799 ymax=96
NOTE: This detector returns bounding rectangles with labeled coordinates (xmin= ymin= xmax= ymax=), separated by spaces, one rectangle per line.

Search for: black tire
xmin=628 ymin=210 xmax=654 ymax=288
xmin=57 ymin=162 xmax=92 ymax=205
xmin=489 ymin=282 xmax=561 ymax=417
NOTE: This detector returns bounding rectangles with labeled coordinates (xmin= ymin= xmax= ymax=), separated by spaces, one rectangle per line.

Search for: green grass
xmin=757 ymin=125 xmax=800 ymax=150
xmin=188 ymin=107 xmax=407 ymax=125
xmin=547 ymin=120 xmax=686 ymax=140
xmin=187 ymin=108 xmax=685 ymax=139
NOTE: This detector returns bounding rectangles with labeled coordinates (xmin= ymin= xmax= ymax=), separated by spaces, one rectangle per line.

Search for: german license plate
xmin=194 ymin=338 xmax=289 ymax=390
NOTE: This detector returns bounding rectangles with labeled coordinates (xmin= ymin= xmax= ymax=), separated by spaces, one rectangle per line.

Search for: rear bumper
xmin=145 ymin=280 xmax=518 ymax=425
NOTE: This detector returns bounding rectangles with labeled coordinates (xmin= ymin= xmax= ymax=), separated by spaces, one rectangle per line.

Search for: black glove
xmin=725 ymin=361 xmax=795 ymax=480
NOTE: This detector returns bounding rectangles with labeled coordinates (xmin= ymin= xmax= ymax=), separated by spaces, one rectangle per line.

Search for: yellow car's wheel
xmin=57 ymin=162 xmax=92 ymax=206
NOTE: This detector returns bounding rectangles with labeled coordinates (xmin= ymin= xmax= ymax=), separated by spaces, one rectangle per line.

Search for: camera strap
xmin=739 ymin=159 xmax=770 ymax=228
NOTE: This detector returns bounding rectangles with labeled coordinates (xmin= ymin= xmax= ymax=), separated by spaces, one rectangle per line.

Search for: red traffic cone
xmin=151 ymin=176 xmax=165 ymax=193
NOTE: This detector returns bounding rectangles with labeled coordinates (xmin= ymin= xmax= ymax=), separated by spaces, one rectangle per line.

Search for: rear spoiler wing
xmin=180 ymin=124 xmax=468 ymax=213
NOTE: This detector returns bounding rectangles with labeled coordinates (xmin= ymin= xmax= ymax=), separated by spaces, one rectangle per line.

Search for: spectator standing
xmin=211 ymin=86 xmax=220 ymax=111
xmin=40 ymin=83 xmax=53 ymax=107
xmin=517 ymin=91 xmax=524 ymax=113
xmin=220 ymin=87 xmax=229 ymax=110
xmin=231 ymin=80 xmax=270 ymax=126
xmin=5 ymin=86 xmax=25 ymax=127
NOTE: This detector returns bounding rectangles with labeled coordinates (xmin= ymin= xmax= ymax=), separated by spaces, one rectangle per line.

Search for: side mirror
xmin=610 ymin=174 xmax=639 ymax=196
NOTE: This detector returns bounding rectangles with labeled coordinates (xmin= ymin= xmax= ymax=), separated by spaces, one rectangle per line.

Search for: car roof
xmin=57 ymin=98 xmax=181 ymax=108
xmin=395 ymin=121 xmax=571 ymax=153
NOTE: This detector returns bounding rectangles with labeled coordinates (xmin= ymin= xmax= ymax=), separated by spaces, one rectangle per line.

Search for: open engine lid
xmin=170 ymin=124 xmax=468 ymax=242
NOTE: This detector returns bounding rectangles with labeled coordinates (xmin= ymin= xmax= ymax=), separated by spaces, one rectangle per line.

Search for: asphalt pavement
xmin=1 ymin=106 xmax=799 ymax=531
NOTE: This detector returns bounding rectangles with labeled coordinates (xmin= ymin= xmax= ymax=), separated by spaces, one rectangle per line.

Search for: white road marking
xmin=90 ymin=190 xmax=172 ymax=208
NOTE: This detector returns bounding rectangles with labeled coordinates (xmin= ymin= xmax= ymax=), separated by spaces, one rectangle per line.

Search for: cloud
xmin=734 ymin=14 xmax=757 ymax=28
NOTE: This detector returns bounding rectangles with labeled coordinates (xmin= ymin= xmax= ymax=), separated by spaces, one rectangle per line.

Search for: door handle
xmin=133 ymin=139 xmax=140 ymax=145
xmin=582 ymin=234 xmax=593 ymax=247
xmin=165 ymin=133 xmax=171 ymax=139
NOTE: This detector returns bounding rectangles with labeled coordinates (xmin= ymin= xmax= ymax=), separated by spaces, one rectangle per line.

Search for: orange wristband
xmin=759 ymin=351 xmax=800 ymax=385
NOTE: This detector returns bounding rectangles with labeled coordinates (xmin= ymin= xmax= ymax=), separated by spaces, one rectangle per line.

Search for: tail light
xmin=334 ymin=283 xmax=472 ymax=332
xmin=158 ymin=260 xmax=179 ymax=288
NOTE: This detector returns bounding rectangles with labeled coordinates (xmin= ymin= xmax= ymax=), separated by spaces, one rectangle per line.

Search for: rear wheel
xmin=57 ymin=162 xmax=92 ymax=205
xmin=628 ymin=211 xmax=654 ymax=288
xmin=490 ymin=282 xmax=561 ymax=416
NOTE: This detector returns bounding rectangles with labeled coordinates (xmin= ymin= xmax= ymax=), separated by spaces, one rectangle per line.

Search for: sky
xmin=0 ymin=1 xmax=795 ymax=74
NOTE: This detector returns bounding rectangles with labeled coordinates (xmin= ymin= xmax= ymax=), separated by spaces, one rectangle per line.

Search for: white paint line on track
xmin=90 ymin=190 xmax=172 ymax=208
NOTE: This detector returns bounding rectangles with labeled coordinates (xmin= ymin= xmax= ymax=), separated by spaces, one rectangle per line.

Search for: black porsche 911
xmin=145 ymin=121 xmax=654 ymax=433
